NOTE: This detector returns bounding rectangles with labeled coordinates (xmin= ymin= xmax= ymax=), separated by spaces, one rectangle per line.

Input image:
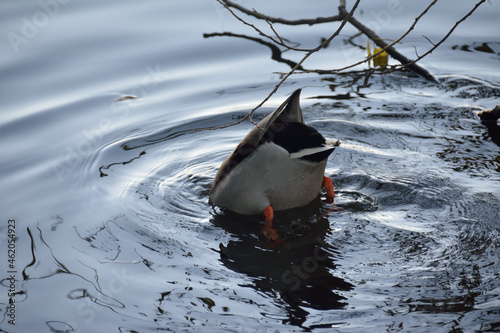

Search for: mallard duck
xmin=209 ymin=89 xmax=339 ymax=238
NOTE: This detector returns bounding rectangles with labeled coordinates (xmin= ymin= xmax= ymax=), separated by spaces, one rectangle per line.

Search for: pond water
xmin=1 ymin=1 xmax=500 ymax=332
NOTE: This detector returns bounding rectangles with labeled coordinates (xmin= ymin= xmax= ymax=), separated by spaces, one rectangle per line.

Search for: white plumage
xmin=209 ymin=89 xmax=339 ymax=219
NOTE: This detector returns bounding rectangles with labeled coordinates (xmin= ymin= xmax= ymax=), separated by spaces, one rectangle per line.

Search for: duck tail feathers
xmin=281 ymin=88 xmax=304 ymax=124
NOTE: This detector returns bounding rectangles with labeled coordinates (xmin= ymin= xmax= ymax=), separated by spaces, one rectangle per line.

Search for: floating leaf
xmin=115 ymin=95 xmax=137 ymax=102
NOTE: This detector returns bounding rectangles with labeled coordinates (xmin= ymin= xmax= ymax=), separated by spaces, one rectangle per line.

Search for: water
xmin=1 ymin=1 xmax=500 ymax=332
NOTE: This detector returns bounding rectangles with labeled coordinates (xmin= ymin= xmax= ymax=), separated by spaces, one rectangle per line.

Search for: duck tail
xmin=281 ymin=88 xmax=304 ymax=124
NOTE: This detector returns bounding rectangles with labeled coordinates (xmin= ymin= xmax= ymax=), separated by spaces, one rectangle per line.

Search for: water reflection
xmin=481 ymin=115 xmax=500 ymax=148
xmin=211 ymin=199 xmax=353 ymax=328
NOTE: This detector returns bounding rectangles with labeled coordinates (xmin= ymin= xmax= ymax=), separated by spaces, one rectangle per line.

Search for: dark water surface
xmin=1 ymin=1 xmax=500 ymax=332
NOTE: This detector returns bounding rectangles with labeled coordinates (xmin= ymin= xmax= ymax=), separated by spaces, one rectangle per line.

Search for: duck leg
xmin=322 ymin=176 xmax=335 ymax=203
xmin=261 ymin=205 xmax=279 ymax=241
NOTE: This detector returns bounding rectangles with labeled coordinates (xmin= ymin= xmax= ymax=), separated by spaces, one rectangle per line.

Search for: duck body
xmin=209 ymin=89 xmax=339 ymax=216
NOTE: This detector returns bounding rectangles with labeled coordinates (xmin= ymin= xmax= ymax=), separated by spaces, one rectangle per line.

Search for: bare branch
xmin=283 ymin=0 xmax=439 ymax=80
xmin=199 ymin=0 xmax=486 ymax=132
xmin=203 ymin=32 xmax=302 ymax=70
xmin=422 ymin=35 xmax=436 ymax=47
xmin=338 ymin=5 xmax=438 ymax=82
xmin=395 ymin=0 xmax=486 ymax=74
xmin=216 ymin=0 xmax=313 ymax=52
xmin=412 ymin=46 xmax=420 ymax=58
xmin=245 ymin=0 xmax=361 ymax=127
xmin=254 ymin=8 xmax=285 ymax=45
xmin=221 ymin=0 xmax=343 ymax=26
xmin=199 ymin=0 xmax=360 ymax=131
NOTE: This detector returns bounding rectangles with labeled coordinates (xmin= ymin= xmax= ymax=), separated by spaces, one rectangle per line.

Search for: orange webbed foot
xmin=261 ymin=205 xmax=279 ymax=241
xmin=322 ymin=176 xmax=335 ymax=203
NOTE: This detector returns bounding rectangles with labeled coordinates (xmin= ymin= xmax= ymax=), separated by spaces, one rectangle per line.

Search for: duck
xmin=209 ymin=88 xmax=339 ymax=239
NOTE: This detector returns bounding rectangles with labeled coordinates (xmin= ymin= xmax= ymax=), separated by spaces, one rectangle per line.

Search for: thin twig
xmin=394 ymin=0 xmax=486 ymax=74
xmin=215 ymin=0 xmax=440 ymax=81
xmin=278 ymin=0 xmax=439 ymax=79
xmin=246 ymin=0 xmax=361 ymax=127
xmin=199 ymin=0 xmax=360 ymax=131
xmin=338 ymin=5 xmax=438 ymax=82
xmin=422 ymin=35 xmax=436 ymax=47
xmin=221 ymin=0 xmax=343 ymax=26
xmin=200 ymin=0 xmax=485 ymax=131
xmin=217 ymin=0 xmax=312 ymax=52
xmin=254 ymin=8 xmax=285 ymax=45
xmin=203 ymin=32 xmax=302 ymax=70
